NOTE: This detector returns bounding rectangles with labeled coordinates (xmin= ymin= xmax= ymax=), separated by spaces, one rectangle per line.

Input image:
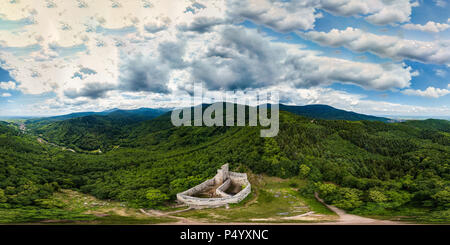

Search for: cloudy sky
xmin=0 ymin=0 xmax=449 ymax=117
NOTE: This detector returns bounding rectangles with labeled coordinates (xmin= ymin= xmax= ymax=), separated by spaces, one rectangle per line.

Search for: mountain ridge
xmin=277 ymin=104 xmax=392 ymax=122
xmin=0 ymin=103 xmax=449 ymax=223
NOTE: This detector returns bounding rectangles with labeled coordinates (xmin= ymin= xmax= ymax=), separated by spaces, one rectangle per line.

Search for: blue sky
xmin=0 ymin=0 xmax=449 ymax=118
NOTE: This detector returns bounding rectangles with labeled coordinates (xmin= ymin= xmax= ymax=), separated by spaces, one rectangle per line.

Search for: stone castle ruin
xmin=176 ymin=164 xmax=251 ymax=208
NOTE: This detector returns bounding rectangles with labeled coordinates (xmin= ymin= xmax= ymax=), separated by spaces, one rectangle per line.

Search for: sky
xmin=0 ymin=0 xmax=449 ymax=118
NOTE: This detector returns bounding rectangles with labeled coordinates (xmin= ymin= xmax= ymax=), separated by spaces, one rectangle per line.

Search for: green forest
xmin=0 ymin=105 xmax=449 ymax=223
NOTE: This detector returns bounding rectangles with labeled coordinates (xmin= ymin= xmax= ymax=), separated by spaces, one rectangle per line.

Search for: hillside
xmin=25 ymin=108 xmax=168 ymax=130
xmin=279 ymin=104 xmax=392 ymax=122
xmin=24 ymin=103 xmax=392 ymax=151
xmin=25 ymin=108 xmax=170 ymax=151
xmin=403 ymin=119 xmax=450 ymax=132
xmin=0 ymin=105 xmax=449 ymax=223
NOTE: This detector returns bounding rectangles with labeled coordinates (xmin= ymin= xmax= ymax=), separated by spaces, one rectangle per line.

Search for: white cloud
xmin=0 ymin=3 xmax=418 ymax=99
xmin=0 ymin=81 xmax=16 ymax=90
xmin=186 ymin=25 xmax=414 ymax=91
xmin=1 ymin=93 xmax=12 ymax=97
xmin=402 ymin=21 xmax=450 ymax=32
xmin=434 ymin=0 xmax=447 ymax=7
xmin=0 ymin=0 xmax=443 ymax=117
xmin=0 ymin=0 xmax=223 ymax=96
xmin=276 ymin=85 xmax=450 ymax=116
xmin=362 ymin=0 xmax=419 ymax=25
xmin=6 ymin=85 xmax=449 ymax=117
xmin=226 ymin=0 xmax=320 ymax=32
xmin=300 ymin=27 xmax=450 ymax=65
xmin=435 ymin=69 xmax=447 ymax=77
xmin=318 ymin=0 xmax=419 ymax=25
xmin=226 ymin=0 xmax=418 ymax=33
xmin=402 ymin=86 xmax=450 ymax=98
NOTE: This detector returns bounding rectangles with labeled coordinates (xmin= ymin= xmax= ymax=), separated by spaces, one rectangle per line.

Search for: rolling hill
xmin=24 ymin=108 xmax=170 ymax=151
xmin=278 ymin=104 xmax=392 ymax=122
xmin=26 ymin=107 xmax=169 ymax=127
xmin=1 ymin=103 xmax=448 ymax=223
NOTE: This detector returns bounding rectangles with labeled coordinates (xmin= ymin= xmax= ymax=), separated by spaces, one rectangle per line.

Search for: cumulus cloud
xmin=64 ymin=82 xmax=114 ymax=99
xmin=363 ymin=0 xmax=419 ymax=25
xmin=270 ymin=85 xmax=450 ymax=117
xmin=119 ymin=53 xmax=171 ymax=94
xmin=226 ymin=0 xmax=418 ymax=33
xmin=144 ymin=17 xmax=171 ymax=33
xmin=1 ymin=93 xmax=11 ymax=97
xmin=0 ymin=0 xmax=443 ymax=117
xmin=435 ymin=69 xmax=447 ymax=77
xmin=0 ymin=0 xmax=422 ymax=100
xmin=71 ymin=67 xmax=97 ymax=80
xmin=226 ymin=0 xmax=320 ymax=32
xmin=284 ymin=55 xmax=414 ymax=90
xmin=434 ymin=0 xmax=447 ymax=7
xmin=402 ymin=86 xmax=450 ymax=98
xmin=189 ymin=26 xmax=285 ymax=90
xmin=144 ymin=22 xmax=168 ymax=33
xmin=178 ymin=17 xmax=226 ymax=33
xmin=402 ymin=21 xmax=450 ymax=32
xmin=300 ymin=27 xmax=450 ymax=65
xmin=0 ymin=0 xmax=204 ymax=97
xmin=0 ymin=81 xmax=16 ymax=90
xmin=12 ymin=85 xmax=448 ymax=117
xmin=188 ymin=26 xmax=414 ymax=91
xmin=158 ymin=41 xmax=187 ymax=69
xmin=321 ymin=0 xmax=418 ymax=25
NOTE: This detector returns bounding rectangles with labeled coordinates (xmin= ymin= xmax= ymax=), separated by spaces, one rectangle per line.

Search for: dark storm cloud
xmin=158 ymin=41 xmax=186 ymax=69
xmin=118 ymin=54 xmax=171 ymax=94
xmin=187 ymin=25 xmax=413 ymax=92
xmin=64 ymin=82 xmax=114 ymax=99
xmin=190 ymin=26 xmax=284 ymax=90
xmin=144 ymin=23 xmax=168 ymax=33
xmin=178 ymin=17 xmax=226 ymax=33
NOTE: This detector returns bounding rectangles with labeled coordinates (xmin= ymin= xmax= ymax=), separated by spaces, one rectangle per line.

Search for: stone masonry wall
xmin=215 ymin=178 xmax=232 ymax=197
xmin=176 ymin=164 xmax=251 ymax=208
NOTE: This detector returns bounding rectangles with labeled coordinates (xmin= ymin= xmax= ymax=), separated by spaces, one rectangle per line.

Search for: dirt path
xmin=140 ymin=193 xmax=402 ymax=225
xmin=313 ymin=192 xmax=399 ymax=225
xmin=140 ymin=208 xmax=197 ymax=224
xmin=37 ymin=137 xmax=76 ymax=152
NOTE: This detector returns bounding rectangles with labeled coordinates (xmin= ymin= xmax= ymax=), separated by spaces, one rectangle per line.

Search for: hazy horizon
xmin=1 ymin=102 xmax=449 ymax=121
xmin=1 ymin=1 xmax=449 ymax=118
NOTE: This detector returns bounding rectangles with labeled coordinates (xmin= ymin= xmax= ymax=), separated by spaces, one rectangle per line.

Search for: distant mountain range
xmin=12 ymin=103 xmax=400 ymax=152
xmin=0 ymin=102 xmax=449 ymax=224
xmin=278 ymin=104 xmax=392 ymax=122
xmin=20 ymin=103 xmax=392 ymax=124
xmin=25 ymin=107 xmax=171 ymax=124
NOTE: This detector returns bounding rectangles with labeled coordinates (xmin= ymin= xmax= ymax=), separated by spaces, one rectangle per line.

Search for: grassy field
xmin=351 ymin=206 xmax=450 ymax=224
xmin=0 ymin=176 xmax=339 ymax=224
xmin=0 ymin=189 xmax=176 ymax=224
xmin=173 ymin=175 xmax=337 ymax=223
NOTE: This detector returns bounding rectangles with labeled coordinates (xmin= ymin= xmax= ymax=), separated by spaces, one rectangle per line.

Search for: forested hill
xmin=403 ymin=119 xmax=450 ymax=132
xmin=24 ymin=103 xmax=392 ymax=152
xmin=26 ymin=107 xmax=168 ymax=127
xmin=278 ymin=104 xmax=392 ymax=122
xmin=0 ymin=106 xmax=449 ymax=223
xmin=24 ymin=108 xmax=170 ymax=152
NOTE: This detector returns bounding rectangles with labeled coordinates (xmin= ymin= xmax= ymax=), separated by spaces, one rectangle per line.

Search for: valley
xmin=0 ymin=104 xmax=449 ymax=224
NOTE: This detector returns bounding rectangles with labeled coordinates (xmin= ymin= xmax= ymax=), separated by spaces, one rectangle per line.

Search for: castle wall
xmin=177 ymin=178 xmax=215 ymax=197
xmin=176 ymin=164 xmax=251 ymax=208
xmin=229 ymin=172 xmax=248 ymax=185
xmin=214 ymin=163 xmax=229 ymax=184
xmin=215 ymin=178 xmax=232 ymax=197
